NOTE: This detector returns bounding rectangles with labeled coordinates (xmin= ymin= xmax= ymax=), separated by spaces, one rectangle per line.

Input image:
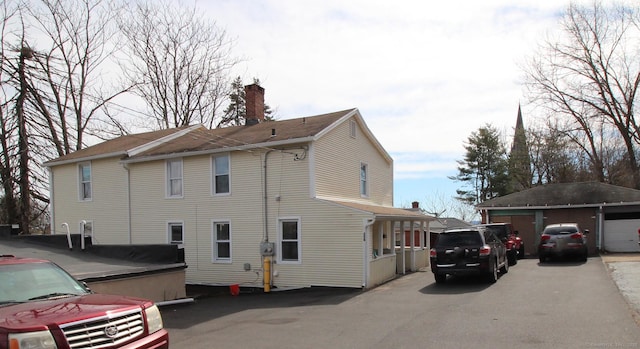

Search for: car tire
xmin=539 ymin=255 xmax=546 ymax=263
xmin=518 ymin=245 xmax=525 ymax=259
xmin=508 ymin=250 xmax=518 ymax=266
xmin=486 ymin=259 xmax=498 ymax=283
xmin=500 ymin=258 xmax=509 ymax=274
xmin=434 ymin=273 xmax=446 ymax=284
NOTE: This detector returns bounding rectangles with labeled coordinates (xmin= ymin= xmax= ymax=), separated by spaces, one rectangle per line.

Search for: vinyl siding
xmin=48 ymin=114 xmax=395 ymax=289
xmin=314 ymin=116 xmax=393 ymax=205
xmin=50 ymin=158 xmax=130 ymax=244
xmin=124 ymin=147 xmax=370 ymax=288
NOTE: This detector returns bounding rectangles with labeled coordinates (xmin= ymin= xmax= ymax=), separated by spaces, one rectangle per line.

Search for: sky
xmin=194 ymin=1 xmax=576 ymax=212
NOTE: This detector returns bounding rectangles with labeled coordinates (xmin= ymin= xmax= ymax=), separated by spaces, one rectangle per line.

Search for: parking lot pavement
xmin=602 ymin=253 xmax=640 ymax=324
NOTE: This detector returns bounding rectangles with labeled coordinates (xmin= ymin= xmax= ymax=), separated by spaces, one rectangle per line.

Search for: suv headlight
xmin=9 ymin=330 xmax=57 ymax=349
xmin=145 ymin=304 xmax=164 ymax=334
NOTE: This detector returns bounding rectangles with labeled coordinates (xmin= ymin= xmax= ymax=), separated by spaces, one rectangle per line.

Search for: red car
xmin=476 ymin=223 xmax=524 ymax=265
xmin=0 ymin=255 xmax=169 ymax=349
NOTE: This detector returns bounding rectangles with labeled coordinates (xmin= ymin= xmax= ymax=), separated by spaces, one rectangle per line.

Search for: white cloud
xmin=197 ymin=0 xmax=585 ymax=201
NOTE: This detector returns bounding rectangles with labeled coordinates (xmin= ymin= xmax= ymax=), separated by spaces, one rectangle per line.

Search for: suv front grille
xmin=61 ymin=309 xmax=144 ymax=348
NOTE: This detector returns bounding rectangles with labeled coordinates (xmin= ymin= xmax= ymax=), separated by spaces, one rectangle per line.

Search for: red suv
xmin=0 ymin=255 xmax=169 ymax=349
xmin=476 ymin=223 xmax=524 ymax=265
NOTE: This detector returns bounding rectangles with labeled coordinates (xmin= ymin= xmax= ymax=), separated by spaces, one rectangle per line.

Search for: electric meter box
xmin=260 ymin=242 xmax=275 ymax=256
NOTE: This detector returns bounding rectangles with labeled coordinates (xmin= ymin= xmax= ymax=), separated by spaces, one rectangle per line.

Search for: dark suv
xmin=0 ymin=255 xmax=169 ymax=349
xmin=476 ymin=223 xmax=524 ymax=265
xmin=430 ymin=227 xmax=508 ymax=284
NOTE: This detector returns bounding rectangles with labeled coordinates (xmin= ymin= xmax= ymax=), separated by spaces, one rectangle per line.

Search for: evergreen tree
xmin=450 ymin=124 xmax=510 ymax=205
xmin=218 ymin=77 xmax=274 ymax=127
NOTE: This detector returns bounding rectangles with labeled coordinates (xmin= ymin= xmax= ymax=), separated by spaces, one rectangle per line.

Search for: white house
xmin=44 ymin=84 xmax=433 ymax=290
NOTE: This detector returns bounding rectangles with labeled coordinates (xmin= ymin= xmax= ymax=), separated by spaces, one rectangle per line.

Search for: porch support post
xmin=410 ymin=220 xmax=416 ymax=271
xmin=378 ymin=222 xmax=384 ymax=257
xmin=400 ymin=220 xmax=406 ymax=274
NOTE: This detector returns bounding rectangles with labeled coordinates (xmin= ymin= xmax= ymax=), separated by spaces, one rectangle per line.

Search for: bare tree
xmin=119 ymin=0 xmax=238 ymax=129
xmin=0 ymin=0 xmax=128 ymax=232
xmin=0 ymin=1 xmax=19 ymax=225
xmin=524 ymin=1 xmax=640 ymax=188
xmin=422 ymin=191 xmax=478 ymax=222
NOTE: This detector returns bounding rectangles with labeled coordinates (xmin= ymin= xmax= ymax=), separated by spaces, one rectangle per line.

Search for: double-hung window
xmin=167 ymin=159 xmax=183 ymax=197
xmin=168 ymin=222 xmax=184 ymax=245
xmin=78 ymin=163 xmax=92 ymax=201
xmin=360 ymin=163 xmax=368 ymax=197
xmin=212 ymin=154 xmax=230 ymax=195
xmin=279 ymin=218 xmax=301 ymax=263
xmin=212 ymin=221 xmax=231 ymax=262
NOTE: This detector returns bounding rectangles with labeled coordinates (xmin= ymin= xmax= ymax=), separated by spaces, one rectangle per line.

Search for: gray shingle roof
xmin=477 ymin=181 xmax=640 ymax=208
xmin=44 ymin=109 xmax=357 ymax=166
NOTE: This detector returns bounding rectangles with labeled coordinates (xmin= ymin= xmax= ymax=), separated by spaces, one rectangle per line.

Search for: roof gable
xmin=478 ymin=182 xmax=640 ymax=208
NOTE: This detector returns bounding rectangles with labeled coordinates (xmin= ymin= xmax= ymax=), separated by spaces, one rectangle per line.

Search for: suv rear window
xmin=544 ymin=226 xmax=578 ymax=235
xmin=437 ymin=231 xmax=482 ymax=247
xmin=483 ymin=225 xmax=509 ymax=239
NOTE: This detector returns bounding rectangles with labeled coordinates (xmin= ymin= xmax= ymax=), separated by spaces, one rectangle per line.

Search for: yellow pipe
xmin=264 ymin=256 xmax=271 ymax=293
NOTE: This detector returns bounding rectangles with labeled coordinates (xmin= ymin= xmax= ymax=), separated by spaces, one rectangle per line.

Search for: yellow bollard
xmin=263 ymin=256 xmax=271 ymax=293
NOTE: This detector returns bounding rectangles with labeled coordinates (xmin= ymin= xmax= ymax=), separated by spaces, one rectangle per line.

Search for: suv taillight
xmin=430 ymin=249 xmax=437 ymax=257
xmin=541 ymin=235 xmax=551 ymax=242
xmin=479 ymin=245 xmax=491 ymax=256
xmin=570 ymin=233 xmax=583 ymax=240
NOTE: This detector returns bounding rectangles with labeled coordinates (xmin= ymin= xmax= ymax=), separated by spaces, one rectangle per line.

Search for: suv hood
xmin=0 ymin=294 xmax=150 ymax=331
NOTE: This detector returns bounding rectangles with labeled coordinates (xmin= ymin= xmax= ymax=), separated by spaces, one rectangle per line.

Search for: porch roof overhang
xmin=321 ymin=199 xmax=434 ymax=221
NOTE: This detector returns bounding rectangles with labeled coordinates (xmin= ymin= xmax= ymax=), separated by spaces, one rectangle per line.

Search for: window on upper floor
xmin=166 ymin=159 xmax=183 ymax=198
xmin=168 ymin=222 xmax=184 ymax=245
xmin=78 ymin=163 xmax=92 ymax=201
xmin=212 ymin=154 xmax=230 ymax=195
xmin=360 ymin=162 xmax=369 ymax=197
xmin=212 ymin=221 xmax=231 ymax=262
xmin=350 ymin=119 xmax=357 ymax=138
xmin=279 ymin=218 xmax=301 ymax=263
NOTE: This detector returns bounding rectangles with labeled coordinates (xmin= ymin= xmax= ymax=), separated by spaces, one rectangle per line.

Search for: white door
xmin=604 ymin=219 xmax=640 ymax=252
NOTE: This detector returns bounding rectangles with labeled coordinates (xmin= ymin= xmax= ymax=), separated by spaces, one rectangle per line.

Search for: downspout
xmin=263 ymin=150 xmax=274 ymax=242
xmin=122 ymin=163 xmax=132 ymax=244
xmin=48 ymin=168 xmax=55 ymax=235
xmin=263 ymin=150 xmax=275 ymax=292
xmin=598 ymin=205 xmax=604 ymax=252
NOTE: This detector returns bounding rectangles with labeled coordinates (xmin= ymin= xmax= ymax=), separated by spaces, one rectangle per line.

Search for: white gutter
xmin=121 ymin=137 xmax=316 ymax=165
xmin=479 ymin=201 xmax=640 ymax=210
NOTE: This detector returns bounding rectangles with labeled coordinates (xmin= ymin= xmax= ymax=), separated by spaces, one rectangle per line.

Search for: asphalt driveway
xmin=161 ymin=256 xmax=640 ymax=349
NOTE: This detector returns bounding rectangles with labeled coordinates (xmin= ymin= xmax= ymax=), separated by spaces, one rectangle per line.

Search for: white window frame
xmin=212 ymin=154 xmax=230 ymax=196
xmin=78 ymin=162 xmax=92 ymax=201
xmin=212 ymin=220 xmax=231 ymax=263
xmin=278 ymin=217 xmax=301 ymax=264
xmin=360 ymin=162 xmax=369 ymax=197
xmin=350 ymin=119 xmax=357 ymax=138
xmin=166 ymin=159 xmax=183 ymax=198
xmin=168 ymin=221 xmax=184 ymax=246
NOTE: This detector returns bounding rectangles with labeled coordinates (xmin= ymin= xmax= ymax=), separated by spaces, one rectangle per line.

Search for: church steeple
xmin=508 ymin=104 xmax=532 ymax=191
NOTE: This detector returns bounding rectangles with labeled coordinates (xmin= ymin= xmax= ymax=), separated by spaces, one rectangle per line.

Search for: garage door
xmin=604 ymin=212 xmax=640 ymax=252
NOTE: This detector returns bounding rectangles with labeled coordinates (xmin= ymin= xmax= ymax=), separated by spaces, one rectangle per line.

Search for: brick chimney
xmin=245 ymin=84 xmax=265 ymax=126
